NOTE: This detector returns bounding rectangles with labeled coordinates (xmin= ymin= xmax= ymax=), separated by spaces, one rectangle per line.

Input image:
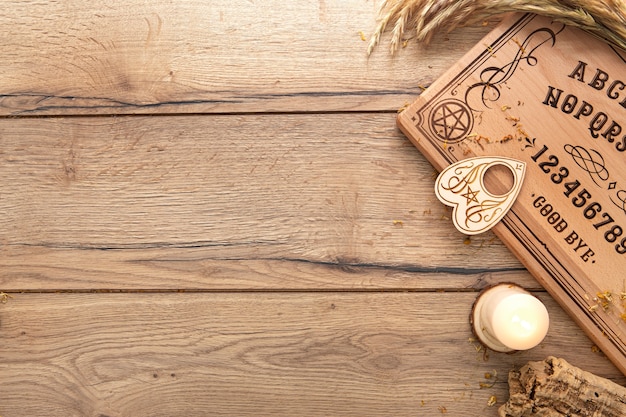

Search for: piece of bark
xmin=499 ymin=357 xmax=626 ymax=417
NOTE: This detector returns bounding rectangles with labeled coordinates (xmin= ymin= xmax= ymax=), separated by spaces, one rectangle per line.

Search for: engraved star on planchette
xmin=462 ymin=186 xmax=480 ymax=204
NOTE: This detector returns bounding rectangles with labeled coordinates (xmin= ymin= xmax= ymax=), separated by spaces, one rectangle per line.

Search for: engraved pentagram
xmin=429 ymin=99 xmax=473 ymax=144
xmin=462 ymin=186 xmax=480 ymax=204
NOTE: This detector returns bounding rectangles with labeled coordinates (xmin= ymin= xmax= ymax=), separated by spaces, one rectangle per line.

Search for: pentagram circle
xmin=429 ymin=99 xmax=473 ymax=144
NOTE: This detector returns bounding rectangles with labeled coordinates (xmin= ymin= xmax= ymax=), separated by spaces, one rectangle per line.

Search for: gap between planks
xmin=0 ymin=108 xmax=406 ymax=120
xmin=1 ymin=286 xmax=547 ymax=295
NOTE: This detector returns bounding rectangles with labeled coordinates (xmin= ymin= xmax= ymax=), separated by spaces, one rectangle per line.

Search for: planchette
xmin=397 ymin=13 xmax=626 ymax=375
xmin=435 ymin=156 xmax=526 ymax=235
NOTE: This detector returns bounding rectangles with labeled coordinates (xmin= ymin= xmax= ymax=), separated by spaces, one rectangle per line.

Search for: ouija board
xmin=398 ymin=13 xmax=626 ymax=375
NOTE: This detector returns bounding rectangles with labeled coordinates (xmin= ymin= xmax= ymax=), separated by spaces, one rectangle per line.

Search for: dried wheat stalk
xmin=368 ymin=0 xmax=626 ymax=54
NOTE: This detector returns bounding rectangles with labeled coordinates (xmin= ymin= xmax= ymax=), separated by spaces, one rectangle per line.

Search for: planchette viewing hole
xmin=483 ymin=163 xmax=515 ymax=197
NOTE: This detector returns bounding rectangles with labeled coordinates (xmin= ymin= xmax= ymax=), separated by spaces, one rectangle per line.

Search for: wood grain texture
xmin=0 ymin=0 xmax=496 ymax=115
xmin=1 ymin=1 xmax=623 ymax=416
xmin=0 ymin=114 xmax=526 ymax=290
xmin=0 ymin=293 xmax=623 ymax=417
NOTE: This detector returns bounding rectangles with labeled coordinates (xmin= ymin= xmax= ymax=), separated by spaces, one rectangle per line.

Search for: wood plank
xmin=0 ymin=0 xmax=496 ymax=115
xmin=0 ymin=113 xmax=526 ymax=290
xmin=0 ymin=245 xmax=538 ymax=291
xmin=4 ymin=1 xmax=622 ymax=415
xmin=0 ymin=292 xmax=623 ymax=417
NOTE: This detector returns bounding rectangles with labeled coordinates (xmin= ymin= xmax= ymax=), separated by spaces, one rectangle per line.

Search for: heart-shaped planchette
xmin=435 ymin=156 xmax=526 ymax=235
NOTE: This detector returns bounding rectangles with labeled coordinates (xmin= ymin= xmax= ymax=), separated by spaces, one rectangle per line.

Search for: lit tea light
xmin=471 ymin=283 xmax=549 ymax=352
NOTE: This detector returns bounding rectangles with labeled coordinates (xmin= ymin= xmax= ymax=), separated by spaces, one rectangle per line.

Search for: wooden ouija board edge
xmin=398 ymin=13 xmax=626 ymax=375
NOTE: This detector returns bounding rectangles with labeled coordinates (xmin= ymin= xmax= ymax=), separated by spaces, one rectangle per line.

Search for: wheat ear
xmin=368 ymin=0 xmax=626 ymax=54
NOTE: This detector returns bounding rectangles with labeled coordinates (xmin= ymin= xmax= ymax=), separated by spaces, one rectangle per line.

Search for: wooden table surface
xmin=0 ymin=2 xmax=624 ymax=416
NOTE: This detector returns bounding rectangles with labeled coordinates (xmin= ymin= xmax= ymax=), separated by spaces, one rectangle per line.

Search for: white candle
xmin=471 ymin=284 xmax=550 ymax=352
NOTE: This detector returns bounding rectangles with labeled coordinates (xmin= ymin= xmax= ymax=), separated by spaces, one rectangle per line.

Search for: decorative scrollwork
xmin=564 ymin=144 xmax=609 ymax=186
xmin=610 ymin=190 xmax=626 ymax=215
xmin=464 ymin=26 xmax=564 ymax=110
